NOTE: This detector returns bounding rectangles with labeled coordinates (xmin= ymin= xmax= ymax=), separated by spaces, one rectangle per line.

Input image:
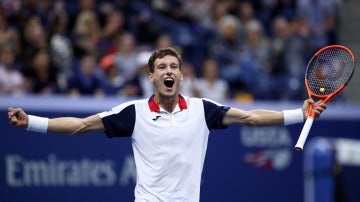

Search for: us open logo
xmin=240 ymin=126 xmax=292 ymax=170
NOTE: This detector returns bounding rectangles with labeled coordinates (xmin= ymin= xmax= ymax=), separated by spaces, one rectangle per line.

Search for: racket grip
xmin=294 ymin=117 xmax=314 ymax=151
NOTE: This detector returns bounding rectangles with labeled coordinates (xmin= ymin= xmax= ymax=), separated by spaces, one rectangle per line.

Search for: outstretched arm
xmin=222 ymin=108 xmax=284 ymax=126
xmin=8 ymin=107 xmax=104 ymax=135
xmin=222 ymin=99 xmax=326 ymax=126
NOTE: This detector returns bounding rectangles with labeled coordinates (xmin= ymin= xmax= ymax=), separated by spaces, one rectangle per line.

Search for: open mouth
xmin=164 ymin=78 xmax=174 ymax=88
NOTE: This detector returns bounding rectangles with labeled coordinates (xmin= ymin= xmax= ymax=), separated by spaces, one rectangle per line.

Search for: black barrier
xmin=1 ymin=95 xmax=360 ymax=202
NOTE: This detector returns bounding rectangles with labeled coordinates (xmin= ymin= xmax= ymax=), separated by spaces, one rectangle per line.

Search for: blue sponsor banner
xmin=1 ymin=96 xmax=360 ymax=202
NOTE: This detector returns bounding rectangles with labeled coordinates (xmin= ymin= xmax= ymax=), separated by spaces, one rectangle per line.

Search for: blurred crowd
xmin=0 ymin=0 xmax=341 ymax=102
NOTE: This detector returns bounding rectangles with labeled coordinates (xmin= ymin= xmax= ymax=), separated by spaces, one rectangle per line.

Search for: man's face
xmin=149 ymin=55 xmax=183 ymax=97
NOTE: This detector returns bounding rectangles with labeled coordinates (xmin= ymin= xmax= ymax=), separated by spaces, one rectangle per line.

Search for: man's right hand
xmin=8 ymin=107 xmax=28 ymax=128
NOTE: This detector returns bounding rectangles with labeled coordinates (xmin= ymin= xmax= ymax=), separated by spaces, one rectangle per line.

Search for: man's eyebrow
xmin=155 ymin=63 xmax=166 ymax=67
xmin=156 ymin=62 xmax=179 ymax=67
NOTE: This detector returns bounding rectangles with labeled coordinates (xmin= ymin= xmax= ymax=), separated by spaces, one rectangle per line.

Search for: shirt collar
xmin=148 ymin=94 xmax=188 ymax=112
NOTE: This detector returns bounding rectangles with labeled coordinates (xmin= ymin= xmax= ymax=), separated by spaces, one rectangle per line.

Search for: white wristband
xmin=282 ymin=108 xmax=304 ymax=125
xmin=27 ymin=115 xmax=49 ymax=133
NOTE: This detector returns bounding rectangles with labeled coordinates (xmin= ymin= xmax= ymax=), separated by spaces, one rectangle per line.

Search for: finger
xmin=314 ymin=103 xmax=326 ymax=111
xmin=8 ymin=107 xmax=22 ymax=116
xmin=303 ymin=99 xmax=312 ymax=109
xmin=11 ymin=108 xmax=22 ymax=116
xmin=307 ymin=98 xmax=315 ymax=104
xmin=10 ymin=116 xmax=18 ymax=124
xmin=314 ymin=108 xmax=322 ymax=114
xmin=315 ymin=99 xmax=324 ymax=105
xmin=313 ymin=106 xmax=326 ymax=117
xmin=8 ymin=114 xmax=16 ymax=123
xmin=8 ymin=107 xmax=14 ymax=116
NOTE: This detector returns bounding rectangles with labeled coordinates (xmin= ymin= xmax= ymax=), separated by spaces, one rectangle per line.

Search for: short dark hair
xmin=148 ymin=47 xmax=182 ymax=73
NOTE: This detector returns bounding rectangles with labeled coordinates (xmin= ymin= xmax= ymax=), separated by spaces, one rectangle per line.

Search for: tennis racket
xmin=294 ymin=45 xmax=355 ymax=151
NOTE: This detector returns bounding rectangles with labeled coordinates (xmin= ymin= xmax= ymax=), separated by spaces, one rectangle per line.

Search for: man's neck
xmin=153 ymin=94 xmax=179 ymax=113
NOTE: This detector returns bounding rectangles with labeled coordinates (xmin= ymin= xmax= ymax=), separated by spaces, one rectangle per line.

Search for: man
xmin=8 ymin=47 xmax=326 ymax=202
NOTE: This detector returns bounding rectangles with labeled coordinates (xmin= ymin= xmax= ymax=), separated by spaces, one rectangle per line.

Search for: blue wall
xmin=1 ymin=96 xmax=360 ymax=202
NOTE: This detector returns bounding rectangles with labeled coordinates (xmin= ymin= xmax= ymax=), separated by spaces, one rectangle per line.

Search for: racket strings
xmin=307 ymin=48 xmax=354 ymax=95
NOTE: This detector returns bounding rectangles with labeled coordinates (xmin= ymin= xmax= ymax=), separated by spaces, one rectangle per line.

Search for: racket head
xmin=305 ymin=45 xmax=355 ymax=101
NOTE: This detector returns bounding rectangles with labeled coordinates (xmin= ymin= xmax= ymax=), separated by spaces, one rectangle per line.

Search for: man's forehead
xmin=154 ymin=55 xmax=179 ymax=66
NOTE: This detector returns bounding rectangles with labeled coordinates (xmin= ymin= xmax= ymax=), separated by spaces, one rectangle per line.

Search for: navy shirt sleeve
xmin=101 ymin=104 xmax=135 ymax=138
xmin=202 ymin=99 xmax=230 ymax=130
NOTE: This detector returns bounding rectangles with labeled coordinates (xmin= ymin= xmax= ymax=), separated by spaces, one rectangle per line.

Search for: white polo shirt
xmin=98 ymin=95 xmax=230 ymax=202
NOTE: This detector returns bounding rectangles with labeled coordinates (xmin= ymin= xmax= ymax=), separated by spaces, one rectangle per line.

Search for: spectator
xmin=101 ymin=9 xmax=125 ymax=54
xmin=123 ymin=51 xmax=154 ymax=98
xmin=269 ymin=16 xmax=292 ymax=75
xmin=0 ymin=46 xmax=25 ymax=94
xmin=113 ymin=32 xmax=139 ymax=81
xmin=150 ymin=0 xmax=192 ymax=23
xmin=272 ymin=0 xmax=297 ymax=21
xmin=10 ymin=0 xmax=40 ymax=31
xmin=48 ymin=8 xmax=74 ymax=93
xmin=201 ymin=0 xmax=229 ymax=31
xmin=235 ymin=1 xmax=259 ymax=45
xmin=200 ymin=1 xmax=231 ymax=61
xmin=240 ymin=19 xmax=273 ymax=99
xmin=67 ymin=54 xmax=104 ymax=96
xmin=0 ymin=12 xmax=20 ymax=55
xmin=179 ymin=61 xmax=199 ymax=98
xmin=268 ymin=16 xmax=296 ymax=99
xmin=243 ymin=20 xmax=271 ymax=73
xmin=21 ymin=16 xmax=47 ymax=65
xmin=35 ymin=0 xmax=53 ymax=27
xmin=237 ymin=1 xmax=256 ymax=31
xmin=72 ymin=11 xmax=102 ymax=58
xmin=79 ymin=0 xmax=96 ymax=11
xmin=99 ymin=54 xmax=125 ymax=96
xmin=297 ymin=0 xmax=339 ymax=48
xmin=281 ymin=17 xmax=316 ymax=100
xmin=207 ymin=15 xmax=244 ymax=88
xmin=181 ymin=0 xmax=213 ymax=23
xmin=154 ymin=33 xmax=173 ymax=50
xmin=196 ymin=58 xmax=228 ymax=101
xmin=21 ymin=48 xmax=57 ymax=94
xmin=251 ymin=0 xmax=296 ymax=35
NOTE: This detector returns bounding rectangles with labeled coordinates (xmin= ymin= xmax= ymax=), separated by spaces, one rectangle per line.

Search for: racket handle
xmin=294 ymin=117 xmax=314 ymax=151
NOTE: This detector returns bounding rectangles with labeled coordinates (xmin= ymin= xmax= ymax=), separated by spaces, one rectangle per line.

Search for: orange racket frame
xmin=295 ymin=45 xmax=355 ymax=150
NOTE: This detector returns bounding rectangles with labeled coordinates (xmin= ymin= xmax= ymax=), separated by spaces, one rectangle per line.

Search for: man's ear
xmin=148 ymin=73 xmax=154 ymax=83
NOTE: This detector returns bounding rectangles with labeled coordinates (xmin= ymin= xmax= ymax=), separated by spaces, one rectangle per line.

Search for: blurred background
xmin=1 ymin=0 xmax=359 ymax=202
xmin=0 ymin=0 xmax=358 ymax=102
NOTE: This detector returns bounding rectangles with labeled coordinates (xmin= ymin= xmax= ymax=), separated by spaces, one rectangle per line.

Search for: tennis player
xmin=8 ymin=47 xmax=326 ymax=202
